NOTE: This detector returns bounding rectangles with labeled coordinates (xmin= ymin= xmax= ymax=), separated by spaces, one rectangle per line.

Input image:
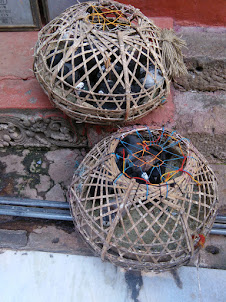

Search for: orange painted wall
xmin=119 ymin=0 xmax=226 ymax=26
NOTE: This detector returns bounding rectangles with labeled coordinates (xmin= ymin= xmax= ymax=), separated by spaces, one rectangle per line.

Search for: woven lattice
xmin=33 ymin=0 xmax=171 ymax=125
xmin=69 ymin=127 xmax=219 ymax=272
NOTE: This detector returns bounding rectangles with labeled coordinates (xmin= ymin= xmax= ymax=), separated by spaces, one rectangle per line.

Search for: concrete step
xmin=1 ymin=250 xmax=226 ymax=302
xmin=173 ymin=26 xmax=226 ymax=92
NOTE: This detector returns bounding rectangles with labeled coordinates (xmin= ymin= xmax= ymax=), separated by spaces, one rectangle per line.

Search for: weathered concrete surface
xmin=0 ymin=147 xmax=86 ymax=201
xmin=173 ymin=90 xmax=226 ymax=152
xmin=189 ymin=235 xmax=226 ymax=271
xmin=27 ymin=226 xmax=93 ymax=256
xmin=0 ymin=145 xmax=89 ymax=259
xmin=176 ymin=27 xmax=226 ymax=59
xmin=210 ymin=164 xmax=226 ymax=208
xmin=173 ymin=89 xmax=226 ymax=207
xmin=0 ymin=229 xmax=27 ymax=248
xmin=0 ymin=217 xmax=93 ymax=256
xmin=1 ymin=251 xmax=226 ymax=302
xmin=0 ymin=217 xmax=225 ymax=270
xmin=174 ymin=57 xmax=226 ymax=92
xmin=45 ymin=148 xmax=86 ymax=186
xmin=174 ymin=27 xmax=226 ymax=92
xmin=45 ymin=184 xmax=66 ymax=202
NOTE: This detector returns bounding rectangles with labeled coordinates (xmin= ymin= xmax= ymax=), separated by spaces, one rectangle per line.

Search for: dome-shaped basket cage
xmin=33 ymin=0 xmax=173 ymax=125
xmin=69 ymin=127 xmax=219 ymax=272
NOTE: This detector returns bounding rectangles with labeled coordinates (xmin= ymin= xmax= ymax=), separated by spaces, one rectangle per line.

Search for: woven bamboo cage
xmin=33 ymin=0 xmax=186 ymax=125
xmin=69 ymin=127 xmax=219 ymax=272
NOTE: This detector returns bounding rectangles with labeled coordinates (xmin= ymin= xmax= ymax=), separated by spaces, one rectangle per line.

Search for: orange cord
xmin=121 ymin=130 xmax=201 ymax=186
xmin=86 ymin=5 xmax=132 ymax=30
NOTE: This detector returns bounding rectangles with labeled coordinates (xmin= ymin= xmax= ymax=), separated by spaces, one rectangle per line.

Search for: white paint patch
xmin=0 ymin=250 xmax=225 ymax=302
xmin=0 ymin=251 xmax=128 ymax=302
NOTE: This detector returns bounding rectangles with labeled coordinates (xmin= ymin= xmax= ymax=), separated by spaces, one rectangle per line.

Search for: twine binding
xmin=160 ymin=28 xmax=188 ymax=78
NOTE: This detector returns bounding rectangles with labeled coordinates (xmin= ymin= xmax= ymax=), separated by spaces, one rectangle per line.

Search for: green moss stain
xmin=0 ymin=147 xmax=51 ymax=196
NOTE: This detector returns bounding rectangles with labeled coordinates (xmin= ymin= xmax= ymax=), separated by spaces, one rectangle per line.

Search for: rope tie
xmin=160 ymin=28 xmax=188 ymax=79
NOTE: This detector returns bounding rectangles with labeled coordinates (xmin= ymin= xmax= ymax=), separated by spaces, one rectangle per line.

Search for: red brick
xmin=120 ymin=0 xmax=225 ymax=27
xmin=0 ymin=32 xmax=38 ymax=79
xmin=0 ymin=78 xmax=53 ymax=109
xmin=151 ymin=17 xmax=173 ymax=29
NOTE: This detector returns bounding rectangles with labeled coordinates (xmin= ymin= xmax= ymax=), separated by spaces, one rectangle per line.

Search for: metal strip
xmin=0 ymin=197 xmax=70 ymax=209
xmin=210 ymin=229 xmax=226 ymax=236
xmin=214 ymin=216 xmax=226 ymax=224
xmin=212 ymin=223 xmax=226 ymax=229
xmin=0 ymin=197 xmax=225 ymax=235
xmin=0 ymin=204 xmax=72 ymax=221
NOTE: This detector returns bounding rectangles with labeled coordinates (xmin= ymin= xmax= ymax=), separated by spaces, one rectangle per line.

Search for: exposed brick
xmin=86 ymin=92 xmax=174 ymax=148
xmin=150 ymin=17 xmax=173 ymax=29
xmin=121 ymin=0 xmax=225 ymax=26
xmin=134 ymin=91 xmax=174 ymax=127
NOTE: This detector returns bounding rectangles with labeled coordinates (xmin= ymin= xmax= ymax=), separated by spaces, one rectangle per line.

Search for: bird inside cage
xmin=114 ymin=132 xmax=184 ymax=185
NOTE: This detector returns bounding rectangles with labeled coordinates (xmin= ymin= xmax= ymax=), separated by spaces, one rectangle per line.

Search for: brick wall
xmin=119 ymin=0 xmax=226 ymax=26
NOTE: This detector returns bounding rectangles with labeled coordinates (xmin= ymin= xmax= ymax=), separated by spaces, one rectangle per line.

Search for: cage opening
xmin=115 ymin=129 xmax=186 ymax=185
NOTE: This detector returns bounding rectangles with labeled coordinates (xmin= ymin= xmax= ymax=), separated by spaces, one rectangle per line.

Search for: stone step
xmin=173 ymin=27 xmax=226 ymax=92
xmin=172 ymin=88 xmax=226 ymax=208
